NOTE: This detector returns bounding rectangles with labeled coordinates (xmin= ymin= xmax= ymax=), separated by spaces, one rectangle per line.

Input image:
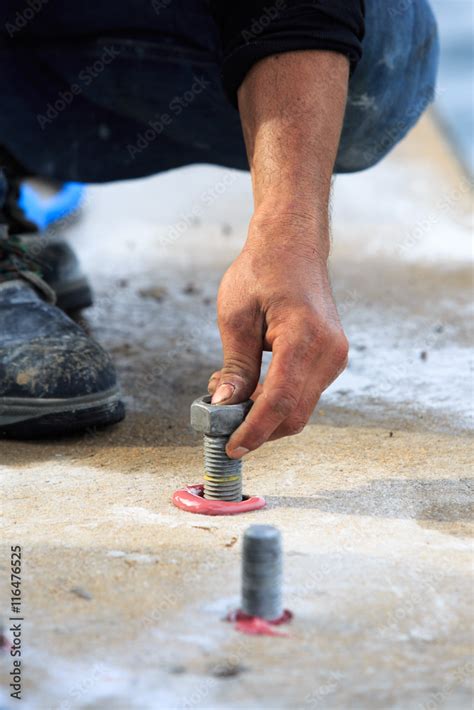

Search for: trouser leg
xmin=335 ymin=0 xmax=440 ymax=172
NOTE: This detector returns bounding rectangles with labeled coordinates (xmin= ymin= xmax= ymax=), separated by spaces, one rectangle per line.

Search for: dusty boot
xmin=0 ymin=170 xmax=125 ymax=438
xmin=4 ymin=172 xmax=93 ymax=312
xmin=18 ymin=230 xmax=94 ymax=312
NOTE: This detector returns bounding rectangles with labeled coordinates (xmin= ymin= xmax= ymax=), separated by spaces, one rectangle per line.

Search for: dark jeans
xmin=0 ymin=0 xmax=438 ymax=190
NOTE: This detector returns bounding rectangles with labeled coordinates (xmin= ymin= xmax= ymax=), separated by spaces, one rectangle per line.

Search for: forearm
xmin=210 ymin=50 xmax=350 ymax=455
xmin=238 ymin=50 xmax=349 ymax=258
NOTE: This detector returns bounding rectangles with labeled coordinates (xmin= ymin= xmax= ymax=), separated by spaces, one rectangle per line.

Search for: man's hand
xmin=209 ymin=50 xmax=350 ymax=458
xmin=209 ymin=212 xmax=348 ymax=458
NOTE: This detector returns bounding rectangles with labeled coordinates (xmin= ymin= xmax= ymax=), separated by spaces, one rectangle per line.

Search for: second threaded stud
xmin=241 ymin=525 xmax=283 ymax=621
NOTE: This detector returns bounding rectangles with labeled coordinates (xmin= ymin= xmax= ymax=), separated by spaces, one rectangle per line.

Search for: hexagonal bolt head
xmin=190 ymin=394 xmax=253 ymax=437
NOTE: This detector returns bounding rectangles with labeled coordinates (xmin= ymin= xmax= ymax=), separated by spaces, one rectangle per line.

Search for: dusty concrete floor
xmin=0 ymin=115 xmax=473 ymax=709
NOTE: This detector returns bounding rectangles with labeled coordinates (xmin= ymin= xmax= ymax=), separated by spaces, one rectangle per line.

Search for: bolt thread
xmin=203 ymin=435 xmax=242 ymax=502
xmin=241 ymin=525 xmax=283 ymax=620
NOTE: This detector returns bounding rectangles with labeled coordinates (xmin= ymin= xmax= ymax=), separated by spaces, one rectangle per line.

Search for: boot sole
xmin=0 ymin=387 xmax=125 ymax=439
xmin=54 ymin=278 xmax=94 ymax=312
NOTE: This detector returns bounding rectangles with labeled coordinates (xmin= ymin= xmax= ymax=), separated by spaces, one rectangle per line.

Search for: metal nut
xmin=190 ymin=395 xmax=252 ymax=437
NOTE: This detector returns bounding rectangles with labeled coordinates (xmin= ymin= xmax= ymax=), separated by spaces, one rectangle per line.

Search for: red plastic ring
xmin=172 ymin=484 xmax=266 ymax=516
xmin=227 ymin=609 xmax=293 ymax=636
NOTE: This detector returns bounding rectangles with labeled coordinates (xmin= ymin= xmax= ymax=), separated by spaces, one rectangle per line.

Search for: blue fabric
xmin=18 ymin=182 xmax=85 ymax=230
xmin=0 ymin=0 xmax=438 ymax=183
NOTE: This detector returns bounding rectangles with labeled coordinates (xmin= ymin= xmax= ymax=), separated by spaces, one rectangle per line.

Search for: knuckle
xmin=221 ymin=354 xmax=258 ymax=377
xmin=298 ymin=327 xmax=320 ymax=359
xmin=284 ymin=318 xmax=321 ymax=363
xmin=331 ymin=333 xmax=349 ymax=366
xmin=304 ymin=316 xmax=321 ymax=342
xmin=220 ymin=310 xmax=245 ymax=332
xmin=296 ymin=311 xmax=332 ymax=358
xmin=315 ymin=322 xmax=335 ymax=350
xmin=300 ymin=308 xmax=321 ymax=335
xmin=219 ymin=304 xmax=258 ymax=333
xmin=298 ymin=317 xmax=349 ymax=372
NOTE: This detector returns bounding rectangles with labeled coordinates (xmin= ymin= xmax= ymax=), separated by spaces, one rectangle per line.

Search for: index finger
xmin=226 ymin=337 xmax=313 ymax=457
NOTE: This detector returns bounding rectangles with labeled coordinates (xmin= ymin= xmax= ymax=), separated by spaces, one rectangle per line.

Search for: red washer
xmin=172 ymin=484 xmax=266 ymax=516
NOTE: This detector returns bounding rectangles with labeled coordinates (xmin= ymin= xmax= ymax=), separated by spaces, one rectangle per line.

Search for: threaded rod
xmin=203 ymin=435 xmax=242 ymax=501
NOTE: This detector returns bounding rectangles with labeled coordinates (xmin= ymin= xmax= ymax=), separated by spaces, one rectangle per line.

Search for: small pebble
xmin=70 ymin=586 xmax=92 ymax=601
xmin=211 ymin=663 xmax=247 ymax=678
xmin=183 ymin=283 xmax=199 ymax=295
xmin=169 ymin=665 xmax=186 ymax=675
xmin=138 ymin=287 xmax=168 ymax=302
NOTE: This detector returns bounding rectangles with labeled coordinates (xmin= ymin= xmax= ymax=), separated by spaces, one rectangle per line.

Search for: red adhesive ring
xmin=172 ymin=484 xmax=266 ymax=516
xmin=227 ymin=609 xmax=293 ymax=636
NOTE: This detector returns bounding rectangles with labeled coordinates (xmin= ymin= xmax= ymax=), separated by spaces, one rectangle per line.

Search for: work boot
xmin=4 ymin=172 xmax=93 ymax=312
xmin=0 ymin=173 xmax=125 ymax=438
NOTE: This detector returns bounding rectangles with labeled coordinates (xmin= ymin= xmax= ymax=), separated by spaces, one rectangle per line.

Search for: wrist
xmin=250 ymin=170 xmax=332 ymax=214
xmin=245 ymin=203 xmax=331 ymax=263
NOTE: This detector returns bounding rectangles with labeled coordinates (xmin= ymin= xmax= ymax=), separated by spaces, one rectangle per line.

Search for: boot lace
xmin=0 ymin=226 xmax=43 ymax=282
xmin=0 ymin=226 xmax=56 ymax=303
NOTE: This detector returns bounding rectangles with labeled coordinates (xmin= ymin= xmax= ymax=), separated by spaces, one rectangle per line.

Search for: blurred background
xmin=431 ymin=0 xmax=473 ymax=176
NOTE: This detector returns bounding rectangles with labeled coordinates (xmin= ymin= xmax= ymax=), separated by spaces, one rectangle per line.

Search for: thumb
xmin=212 ymin=317 xmax=262 ymax=405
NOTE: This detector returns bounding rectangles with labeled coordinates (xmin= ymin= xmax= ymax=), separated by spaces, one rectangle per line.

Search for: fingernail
xmin=211 ymin=383 xmax=235 ymax=404
xmin=228 ymin=446 xmax=249 ymax=459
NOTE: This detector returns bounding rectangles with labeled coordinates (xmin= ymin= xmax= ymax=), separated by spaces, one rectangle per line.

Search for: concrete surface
xmin=0 ymin=114 xmax=473 ymax=709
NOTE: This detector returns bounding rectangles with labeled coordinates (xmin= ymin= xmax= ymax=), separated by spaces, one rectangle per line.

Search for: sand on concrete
xmin=0 ymin=114 xmax=473 ymax=709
